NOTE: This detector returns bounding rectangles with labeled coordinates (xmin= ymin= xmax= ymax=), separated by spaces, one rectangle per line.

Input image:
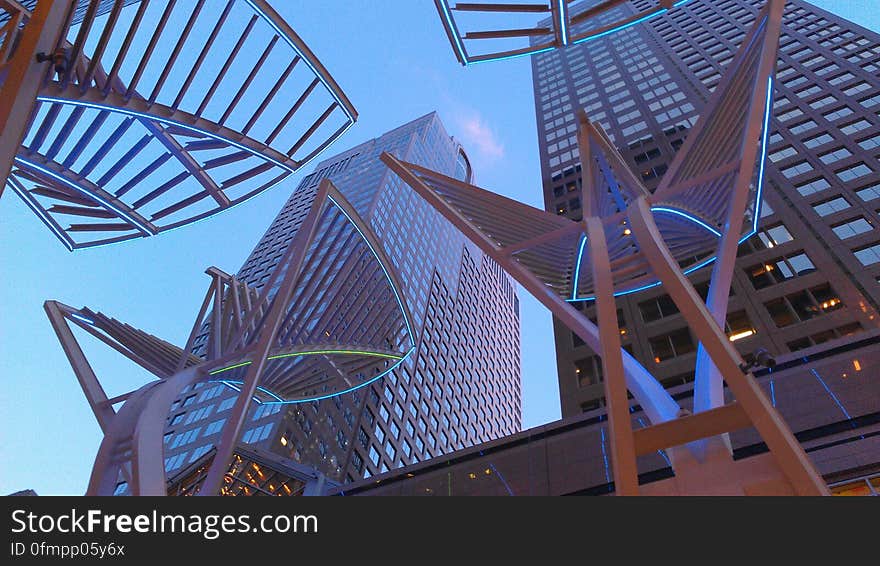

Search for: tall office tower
xmin=531 ymin=0 xmax=880 ymax=416
xmin=160 ymin=113 xmax=521 ymax=486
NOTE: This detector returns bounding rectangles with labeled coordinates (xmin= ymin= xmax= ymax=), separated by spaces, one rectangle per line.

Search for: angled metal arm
xmin=198 ymin=178 xmax=334 ymax=496
xmin=381 ymin=151 xmax=681 ymax=425
xmin=44 ymin=300 xmax=115 ymax=432
xmin=628 ymin=196 xmax=828 ymax=496
xmin=690 ymin=0 xmax=784 ymax=413
xmin=585 ymin=216 xmax=638 ymax=494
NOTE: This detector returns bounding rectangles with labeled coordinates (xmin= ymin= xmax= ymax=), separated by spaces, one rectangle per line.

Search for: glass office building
xmin=158 ymin=113 xmax=521 ymax=485
xmin=531 ymin=0 xmax=880 ymax=418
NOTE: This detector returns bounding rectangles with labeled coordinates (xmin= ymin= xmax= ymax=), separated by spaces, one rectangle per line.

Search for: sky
xmin=1 ymin=0 xmax=878 ymax=496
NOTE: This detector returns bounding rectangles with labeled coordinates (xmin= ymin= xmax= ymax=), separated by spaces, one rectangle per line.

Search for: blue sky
xmin=1 ymin=0 xmax=877 ymax=495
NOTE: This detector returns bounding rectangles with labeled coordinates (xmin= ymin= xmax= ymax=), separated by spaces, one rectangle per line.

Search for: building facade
xmin=157 ymin=113 xmax=521 ymax=486
xmin=531 ymin=0 xmax=880 ymax=416
xmin=334 ymin=328 xmax=880 ymax=495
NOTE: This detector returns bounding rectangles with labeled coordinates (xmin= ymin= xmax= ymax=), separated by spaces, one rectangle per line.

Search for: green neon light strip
xmin=209 ymin=361 xmax=252 ymax=374
xmin=207 ymin=349 xmax=403 ymax=376
xmin=268 ymin=349 xmax=402 ymax=361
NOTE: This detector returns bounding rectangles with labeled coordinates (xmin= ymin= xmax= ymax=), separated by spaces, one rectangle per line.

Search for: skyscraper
xmin=158 ymin=113 xmax=521 ymax=486
xmin=531 ymin=0 xmax=880 ymax=417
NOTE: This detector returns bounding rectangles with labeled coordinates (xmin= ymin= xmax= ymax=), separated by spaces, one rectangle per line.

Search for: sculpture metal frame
xmin=434 ymin=0 xmax=692 ymax=65
xmin=387 ymin=0 xmax=828 ymax=495
xmin=1 ymin=0 xmax=357 ymax=249
xmin=47 ymin=179 xmax=415 ymax=495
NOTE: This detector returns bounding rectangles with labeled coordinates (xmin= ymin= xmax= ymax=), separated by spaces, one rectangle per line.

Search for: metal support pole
xmin=628 ymin=196 xmax=829 ymax=495
xmin=198 ymin=180 xmax=332 ymax=496
xmin=586 ymin=216 xmax=639 ymax=494
xmin=0 ymin=1 xmax=72 ymax=192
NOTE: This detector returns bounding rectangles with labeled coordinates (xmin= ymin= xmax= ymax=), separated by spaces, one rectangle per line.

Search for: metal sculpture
xmin=387 ymin=0 xmax=828 ymax=495
xmin=1 ymin=0 xmax=356 ymax=249
xmin=434 ymin=0 xmax=692 ymax=65
xmin=46 ymin=179 xmax=415 ymax=495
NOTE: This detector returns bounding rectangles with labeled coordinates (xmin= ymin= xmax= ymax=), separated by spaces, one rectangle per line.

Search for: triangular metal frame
xmin=46 ymin=179 xmax=416 ymax=495
xmin=384 ymin=0 xmax=827 ymax=495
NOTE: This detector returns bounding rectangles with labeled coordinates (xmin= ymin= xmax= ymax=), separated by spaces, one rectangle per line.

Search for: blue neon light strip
xmin=769 ymin=379 xmax=777 ymax=408
xmin=571 ymin=234 xmax=587 ymax=301
xmin=568 ymin=252 xmax=719 ymax=301
xmin=218 ymin=381 xmax=286 ymax=404
xmin=594 ymin=150 xmax=627 ymax=212
xmin=567 ymin=71 xmax=775 ymax=302
xmin=567 ymin=207 xmax=720 ymax=301
xmin=70 ymin=312 xmax=95 ymax=325
xmin=5 ymin=177 xmax=75 ymax=251
xmin=557 ymin=0 xmax=568 ymax=46
xmin=437 ymin=0 xmax=469 ymax=65
xmin=35 ymin=97 xmax=295 ymax=174
xmin=208 ymin=349 xmax=403 ymax=376
xmin=573 ymin=9 xmax=667 ymax=46
xmin=260 ymin=347 xmax=416 ymax=405
xmin=488 ymin=463 xmax=514 ymax=496
xmin=751 ymin=75 xmax=774 ymax=235
xmin=810 ymin=368 xmax=853 ymax=421
xmin=328 ymin=194 xmax=416 ymax=347
xmin=637 ymin=416 xmax=672 ymax=467
xmin=241 ymin=0 xmax=354 ymax=122
xmin=14 ymin=156 xmax=154 ymax=236
xmin=652 ymin=207 xmax=722 ymax=238
xmin=599 ymin=427 xmax=611 ymax=484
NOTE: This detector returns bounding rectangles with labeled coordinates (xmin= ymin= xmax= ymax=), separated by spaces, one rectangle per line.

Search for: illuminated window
xmin=726 ymin=310 xmax=755 ymax=342
xmin=753 ymin=224 xmax=794 ymax=250
xmin=764 ymin=284 xmax=844 ymax=328
xmin=575 ymin=356 xmax=603 ymax=388
xmin=649 ymin=328 xmax=695 ymax=363
xmin=746 ymin=252 xmax=815 ymax=289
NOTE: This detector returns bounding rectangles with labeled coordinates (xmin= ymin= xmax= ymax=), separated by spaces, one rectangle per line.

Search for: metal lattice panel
xmin=388 ymin=0 xmax=778 ymax=302
xmin=202 ymin=192 xmax=416 ymax=403
xmin=46 ymin=180 xmax=415 ymax=494
xmin=2 ymin=0 xmax=356 ymax=249
xmin=434 ymin=0 xmax=693 ymax=65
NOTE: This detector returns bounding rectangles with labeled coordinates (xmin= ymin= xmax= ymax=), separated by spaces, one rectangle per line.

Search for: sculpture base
xmin=640 ymin=436 xmax=798 ymax=495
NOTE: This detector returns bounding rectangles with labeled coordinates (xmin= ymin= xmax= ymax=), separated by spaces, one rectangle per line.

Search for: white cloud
xmin=455 ymin=113 xmax=505 ymax=163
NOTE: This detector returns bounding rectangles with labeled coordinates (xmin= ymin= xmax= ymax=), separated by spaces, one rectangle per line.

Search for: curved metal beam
xmin=131 ymin=366 xmax=203 ymax=495
xmin=35 ymin=88 xmax=299 ymax=171
xmin=325 ymin=182 xmax=417 ymax=347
